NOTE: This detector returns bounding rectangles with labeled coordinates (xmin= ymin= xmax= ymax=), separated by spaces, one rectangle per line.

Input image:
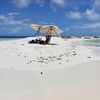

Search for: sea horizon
xmin=0 ymin=35 xmax=100 ymax=38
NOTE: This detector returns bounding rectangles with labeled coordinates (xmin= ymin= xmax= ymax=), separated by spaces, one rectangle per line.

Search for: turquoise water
xmin=80 ymin=39 xmax=100 ymax=47
xmin=0 ymin=38 xmax=17 ymax=41
xmin=0 ymin=38 xmax=25 ymax=41
xmin=0 ymin=38 xmax=100 ymax=47
xmin=0 ymin=36 xmax=28 ymax=41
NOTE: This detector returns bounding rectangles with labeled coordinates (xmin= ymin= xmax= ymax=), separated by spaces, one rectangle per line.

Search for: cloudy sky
xmin=0 ymin=0 xmax=100 ymax=36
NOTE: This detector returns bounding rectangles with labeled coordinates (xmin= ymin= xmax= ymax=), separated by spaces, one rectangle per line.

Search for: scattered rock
xmin=27 ymin=60 xmax=32 ymax=64
xmin=50 ymin=59 xmax=54 ymax=61
xmin=53 ymin=56 xmax=56 ymax=58
xmin=41 ymin=61 xmax=44 ymax=63
xmin=45 ymin=62 xmax=48 ymax=64
xmin=49 ymin=56 xmax=52 ymax=59
xmin=87 ymin=56 xmax=91 ymax=58
xmin=45 ymin=58 xmax=48 ymax=60
xmin=38 ymin=60 xmax=42 ymax=62
xmin=40 ymin=57 xmax=43 ymax=58
xmin=30 ymin=60 xmax=32 ymax=63
xmin=73 ymin=53 xmax=77 ymax=56
xmin=57 ymin=58 xmax=61 ymax=60
xmin=27 ymin=62 xmax=29 ymax=64
xmin=24 ymin=56 xmax=27 ymax=58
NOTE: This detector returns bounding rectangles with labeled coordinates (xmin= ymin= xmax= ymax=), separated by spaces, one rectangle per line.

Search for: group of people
xmin=29 ymin=35 xmax=51 ymax=45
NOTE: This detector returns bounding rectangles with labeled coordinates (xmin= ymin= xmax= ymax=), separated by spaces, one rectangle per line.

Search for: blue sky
xmin=0 ymin=0 xmax=100 ymax=36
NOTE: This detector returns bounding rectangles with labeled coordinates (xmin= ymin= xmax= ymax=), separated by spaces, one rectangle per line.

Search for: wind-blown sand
xmin=0 ymin=37 xmax=100 ymax=100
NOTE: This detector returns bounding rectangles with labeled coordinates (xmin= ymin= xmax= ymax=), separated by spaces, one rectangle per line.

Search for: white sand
xmin=0 ymin=37 xmax=100 ymax=100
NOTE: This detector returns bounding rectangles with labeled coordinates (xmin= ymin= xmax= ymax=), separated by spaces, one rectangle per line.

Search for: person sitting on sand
xmin=38 ymin=35 xmax=51 ymax=44
xmin=29 ymin=35 xmax=51 ymax=45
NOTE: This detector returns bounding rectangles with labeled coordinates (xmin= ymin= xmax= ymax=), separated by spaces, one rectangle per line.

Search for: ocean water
xmin=0 ymin=37 xmax=100 ymax=47
xmin=0 ymin=38 xmax=17 ymax=41
xmin=84 ymin=39 xmax=100 ymax=56
xmin=0 ymin=37 xmax=26 ymax=41
xmin=80 ymin=39 xmax=100 ymax=47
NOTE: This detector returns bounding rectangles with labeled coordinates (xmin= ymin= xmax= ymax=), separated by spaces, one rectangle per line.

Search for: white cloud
xmin=94 ymin=0 xmax=100 ymax=8
xmin=12 ymin=26 xmax=21 ymax=33
xmin=8 ymin=12 xmax=19 ymax=16
xmin=74 ymin=22 xmax=100 ymax=29
xmin=51 ymin=0 xmax=66 ymax=11
xmin=66 ymin=9 xmax=100 ymax=21
xmin=0 ymin=13 xmax=32 ymax=34
xmin=65 ymin=0 xmax=100 ymax=21
xmin=0 ymin=15 xmax=7 ymax=21
xmin=66 ymin=11 xmax=81 ymax=19
xmin=34 ymin=0 xmax=44 ymax=7
xmin=12 ymin=0 xmax=32 ymax=8
xmin=85 ymin=9 xmax=100 ymax=21
xmin=12 ymin=0 xmax=45 ymax=8
xmin=51 ymin=0 xmax=66 ymax=7
xmin=0 ymin=13 xmax=30 ymax=26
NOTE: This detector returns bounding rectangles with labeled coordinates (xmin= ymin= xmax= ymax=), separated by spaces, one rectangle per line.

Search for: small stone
xmin=38 ymin=60 xmax=41 ymax=62
xmin=59 ymin=55 xmax=63 ymax=57
xmin=45 ymin=58 xmax=48 ymax=60
xmin=49 ymin=56 xmax=51 ymax=58
xmin=45 ymin=62 xmax=48 ymax=64
xmin=57 ymin=58 xmax=61 ymax=60
xmin=73 ymin=53 xmax=77 ymax=56
xmin=40 ymin=72 xmax=43 ymax=74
